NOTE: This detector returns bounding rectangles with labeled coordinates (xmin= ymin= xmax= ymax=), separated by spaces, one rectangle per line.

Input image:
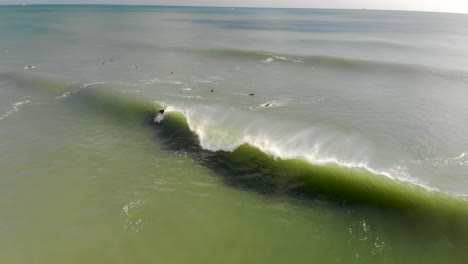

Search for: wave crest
xmin=157 ymin=102 xmax=431 ymax=188
xmin=0 ymin=100 xmax=31 ymax=121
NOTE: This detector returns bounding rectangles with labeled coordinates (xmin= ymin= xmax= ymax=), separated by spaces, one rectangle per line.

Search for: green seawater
xmin=1 ymin=5 xmax=468 ymax=263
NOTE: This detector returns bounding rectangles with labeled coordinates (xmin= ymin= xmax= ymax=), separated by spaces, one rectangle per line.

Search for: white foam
xmin=138 ymin=78 xmax=183 ymax=85
xmin=250 ymin=100 xmax=288 ymax=109
xmin=274 ymin=55 xmax=303 ymax=63
xmin=122 ymin=200 xmax=144 ymax=217
xmin=56 ymin=91 xmax=73 ymax=99
xmin=208 ymin=76 xmax=224 ymax=80
xmin=138 ymin=77 xmax=159 ymax=85
xmin=0 ymin=100 xmax=31 ymax=121
xmin=56 ymin=82 xmax=106 ymax=99
xmin=164 ymin=93 xmax=204 ymax=100
xmin=261 ymin=56 xmax=303 ymax=64
xmin=191 ymin=76 xmax=213 ymax=83
xmin=409 ymin=153 xmax=468 ymax=167
xmin=454 ymin=152 xmax=467 ymax=160
xmin=162 ymin=80 xmax=183 ymax=85
xmin=261 ymin=57 xmax=275 ymax=63
xmin=80 ymin=81 xmax=106 ymax=88
xmin=240 ymin=132 xmax=430 ymax=189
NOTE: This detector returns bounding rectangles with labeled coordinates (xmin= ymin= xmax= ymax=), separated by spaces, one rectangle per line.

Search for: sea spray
xmin=156 ymin=101 xmax=431 ymax=188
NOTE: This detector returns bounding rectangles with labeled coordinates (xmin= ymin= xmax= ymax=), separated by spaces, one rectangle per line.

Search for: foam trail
xmin=137 ymin=77 xmax=184 ymax=86
xmin=57 ymin=92 xmax=72 ymax=99
xmin=56 ymin=81 xmax=107 ymax=99
xmin=261 ymin=57 xmax=275 ymax=63
xmin=252 ymin=100 xmax=288 ymax=109
xmin=80 ymin=81 xmax=106 ymax=88
xmin=191 ymin=77 xmax=213 ymax=83
xmin=164 ymin=93 xmax=204 ymax=100
xmin=260 ymin=55 xmax=303 ymax=64
xmin=0 ymin=100 xmax=31 ymax=121
xmin=408 ymin=153 xmax=468 ymax=167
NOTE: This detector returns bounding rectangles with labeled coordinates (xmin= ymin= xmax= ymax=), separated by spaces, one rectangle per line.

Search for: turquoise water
xmin=1 ymin=5 xmax=468 ymax=263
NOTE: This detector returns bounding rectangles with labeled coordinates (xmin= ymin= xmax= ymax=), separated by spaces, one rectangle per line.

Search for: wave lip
xmin=56 ymin=81 xmax=107 ymax=99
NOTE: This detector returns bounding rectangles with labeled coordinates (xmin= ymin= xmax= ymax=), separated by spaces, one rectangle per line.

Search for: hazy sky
xmin=2 ymin=0 xmax=468 ymax=14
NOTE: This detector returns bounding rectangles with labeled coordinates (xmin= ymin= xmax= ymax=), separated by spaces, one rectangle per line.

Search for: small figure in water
xmin=170 ymin=72 xmax=174 ymax=75
xmin=210 ymin=89 xmax=214 ymax=92
xmin=249 ymin=93 xmax=255 ymax=96
xmin=154 ymin=109 xmax=165 ymax=123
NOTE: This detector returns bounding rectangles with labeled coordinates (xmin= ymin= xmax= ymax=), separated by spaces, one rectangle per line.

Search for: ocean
xmin=1 ymin=5 xmax=468 ymax=263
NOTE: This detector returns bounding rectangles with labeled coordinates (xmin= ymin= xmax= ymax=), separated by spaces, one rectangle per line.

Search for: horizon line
xmin=0 ymin=3 xmax=467 ymax=15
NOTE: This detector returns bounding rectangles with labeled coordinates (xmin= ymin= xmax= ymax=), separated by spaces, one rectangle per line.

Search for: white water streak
xmin=56 ymin=82 xmax=106 ymax=99
xmin=0 ymin=100 xmax=31 ymax=121
xmin=261 ymin=56 xmax=303 ymax=64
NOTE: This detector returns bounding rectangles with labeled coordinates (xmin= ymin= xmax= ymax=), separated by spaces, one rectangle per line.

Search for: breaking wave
xmin=3 ymin=71 xmax=468 ymax=218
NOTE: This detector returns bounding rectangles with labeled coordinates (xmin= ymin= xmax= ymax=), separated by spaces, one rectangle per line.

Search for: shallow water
xmin=1 ymin=5 xmax=468 ymax=263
